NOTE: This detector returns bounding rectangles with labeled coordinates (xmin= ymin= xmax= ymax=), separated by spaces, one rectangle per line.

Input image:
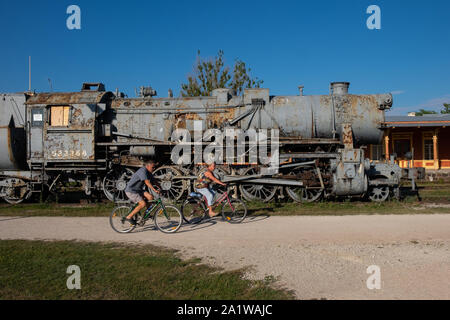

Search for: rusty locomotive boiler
xmin=0 ymin=81 xmax=414 ymax=204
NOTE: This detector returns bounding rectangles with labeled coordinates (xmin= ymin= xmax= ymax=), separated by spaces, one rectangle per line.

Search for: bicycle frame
xmin=129 ymin=198 xmax=168 ymax=221
xmin=182 ymin=186 xmax=247 ymax=225
xmin=210 ymin=191 xmax=235 ymax=212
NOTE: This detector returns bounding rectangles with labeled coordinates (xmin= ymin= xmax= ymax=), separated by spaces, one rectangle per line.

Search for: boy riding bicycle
xmin=124 ymin=160 xmax=160 ymax=225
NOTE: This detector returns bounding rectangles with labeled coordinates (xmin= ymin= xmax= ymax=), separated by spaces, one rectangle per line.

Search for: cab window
xmin=50 ymin=106 xmax=70 ymax=126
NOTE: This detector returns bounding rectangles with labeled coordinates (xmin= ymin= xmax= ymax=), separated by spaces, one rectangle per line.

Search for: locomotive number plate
xmin=49 ymin=149 xmax=88 ymax=159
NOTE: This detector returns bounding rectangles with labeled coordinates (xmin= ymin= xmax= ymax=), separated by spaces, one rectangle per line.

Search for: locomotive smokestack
xmin=330 ymin=82 xmax=350 ymax=95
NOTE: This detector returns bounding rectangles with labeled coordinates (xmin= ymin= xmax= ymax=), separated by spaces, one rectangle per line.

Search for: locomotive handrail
xmin=279 ymin=153 xmax=338 ymax=160
xmin=113 ymin=105 xmax=247 ymax=112
xmin=96 ymin=142 xmax=177 ymax=146
xmin=279 ymin=161 xmax=317 ymax=169
xmin=26 ymin=121 xmax=31 ymax=160
xmin=112 ymin=132 xmax=166 ymax=143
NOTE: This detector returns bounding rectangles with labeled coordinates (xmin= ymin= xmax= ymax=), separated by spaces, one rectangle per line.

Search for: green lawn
xmin=0 ymin=202 xmax=114 ymax=217
xmin=0 ymin=182 xmax=448 ymax=217
xmin=0 ymin=240 xmax=293 ymax=300
xmin=246 ymin=199 xmax=450 ymax=216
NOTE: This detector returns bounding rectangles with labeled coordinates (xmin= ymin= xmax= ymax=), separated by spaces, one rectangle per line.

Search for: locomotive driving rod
xmin=171 ymin=174 xmax=304 ymax=187
xmin=170 ymin=161 xmax=313 ymax=186
xmin=218 ymin=161 xmax=316 ymax=186
xmin=221 ymin=175 xmax=303 ymax=187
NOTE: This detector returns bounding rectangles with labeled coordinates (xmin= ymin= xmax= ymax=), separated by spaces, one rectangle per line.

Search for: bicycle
xmin=181 ymin=185 xmax=247 ymax=224
xmin=110 ymin=197 xmax=183 ymax=234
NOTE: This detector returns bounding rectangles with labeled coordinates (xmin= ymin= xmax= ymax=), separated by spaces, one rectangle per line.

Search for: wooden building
xmin=368 ymin=114 xmax=450 ymax=169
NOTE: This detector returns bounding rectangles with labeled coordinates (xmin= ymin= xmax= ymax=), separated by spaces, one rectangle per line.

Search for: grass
xmin=0 ymin=182 xmax=448 ymax=217
xmin=246 ymin=199 xmax=450 ymax=216
xmin=0 ymin=202 xmax=114 ymax=217
xmin=0 ymin=240 xmax=293 ymax=300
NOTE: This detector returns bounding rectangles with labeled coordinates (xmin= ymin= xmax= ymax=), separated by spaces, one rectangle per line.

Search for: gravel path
xmin=0 ymin=214 xmax=449 ymax=300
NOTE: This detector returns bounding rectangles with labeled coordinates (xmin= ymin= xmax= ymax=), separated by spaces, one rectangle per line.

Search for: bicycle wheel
xmin=154 ymin=204 xmax=183 ymax=233
xmin=221 ymin=198 xmax=247 ymax=224
xmin=110 ymin=205 xmax=137 ymax=233
xmin=181 ymin=198 xmax=206 ymax=224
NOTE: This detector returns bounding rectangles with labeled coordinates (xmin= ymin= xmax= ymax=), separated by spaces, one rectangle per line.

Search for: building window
xmin=393 ymin=139 xmax=411 ymax=159
xmin=371 ymin=144 xmax=383 ymax=160
xmin=50 ymin=106 xmax=70 ymax=127
xmin=423 ymin=137 xmax=434 ymax=160
xmin=423 ymin=132 xmax=435 ymax=161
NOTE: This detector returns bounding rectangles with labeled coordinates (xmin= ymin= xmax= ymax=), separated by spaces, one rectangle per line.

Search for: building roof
xmin=384 ymin=114 xmax=450 ymax=127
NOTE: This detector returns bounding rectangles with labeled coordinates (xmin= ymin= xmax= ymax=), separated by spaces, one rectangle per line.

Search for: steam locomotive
xmin=0 ymin=81 xmax=413 ymax=204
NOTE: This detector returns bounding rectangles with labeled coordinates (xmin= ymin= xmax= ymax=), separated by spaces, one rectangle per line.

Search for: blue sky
xmin=0 ymin=0 xmax=449 ymax=115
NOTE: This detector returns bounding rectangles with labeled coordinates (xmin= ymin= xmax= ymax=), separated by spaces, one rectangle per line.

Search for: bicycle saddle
xmin=189 ymin=192 xmax=202 ymax=199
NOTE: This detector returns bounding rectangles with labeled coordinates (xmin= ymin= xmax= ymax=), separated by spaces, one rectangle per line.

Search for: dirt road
xmin=1 ymin=214 xmax=449 ymax=299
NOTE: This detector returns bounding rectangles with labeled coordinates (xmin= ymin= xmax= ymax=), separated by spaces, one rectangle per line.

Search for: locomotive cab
xmin=25 ymin=84 xmax=112 ymax=168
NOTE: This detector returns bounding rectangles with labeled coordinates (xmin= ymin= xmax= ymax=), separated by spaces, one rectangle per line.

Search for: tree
xmin=414 ymin=109 xmax=438 ymax=116
xmin=441 ymin=103 xmax=450 ymax=114
xmin=181 ymin=50 xmax=263 ymax=97
xmin=413 ymin=104 xmax=450 ymax=116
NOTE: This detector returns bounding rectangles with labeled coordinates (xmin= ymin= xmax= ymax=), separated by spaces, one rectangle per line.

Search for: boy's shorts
xmin=126 ymin=189 xmax=159 ymax=203
xmin=125 ymin=192 xmax=144 ymax=203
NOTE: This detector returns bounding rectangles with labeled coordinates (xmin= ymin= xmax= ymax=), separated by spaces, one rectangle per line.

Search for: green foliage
xmin=231 ymin=59 xmax=264 ymax=96
xmin=441 ymin=103 xmax=450 ymax=114
xmin=413 ymin=103 xmax=450 ymax=116
xmin=181 ymin=50 xmax=263 ymax=97
xmin=414 ymin=109 xmax=438 ymax=116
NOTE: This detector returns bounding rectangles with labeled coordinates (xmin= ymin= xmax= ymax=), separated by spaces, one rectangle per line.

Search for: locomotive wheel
xmin=239 ymin=167 xmax=277 ymax=203
xmin=285 ymin=167 xmax=323 ymax=203
xmin=153 ymin=166 xmax=187 ymax=202
xmin=1 ymin=178 xmax=31 ymax=205
xmin=102 ymin=167 xmax=135 ymax=202
xmin=368 ymin=186 xmax=390 ymax=202
xmin=286 ymin=187 xmax=323 ymax=203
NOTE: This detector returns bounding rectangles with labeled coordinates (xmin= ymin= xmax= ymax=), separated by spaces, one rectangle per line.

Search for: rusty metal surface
xmin=44 ymin=103 xmax=96 ymax=161
xmin=109 ymin=83 xmax=391 ymax=149
xmin=0 ymin=81 xmax=406 ymax=203
xmin=111 ymin=96 xmax=240 ymax=143
xmin=341 ymin=123 xmax=354 ymax=148
xmin=26 ymin=91 xmax=111 ymax=105
xmin=0 ymin=94 xmax=27 ymax=170
xmin=26 ymin=103 xmax=99 ymax=162
xmin=0 ymin=170 xmax=42 ymax=181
